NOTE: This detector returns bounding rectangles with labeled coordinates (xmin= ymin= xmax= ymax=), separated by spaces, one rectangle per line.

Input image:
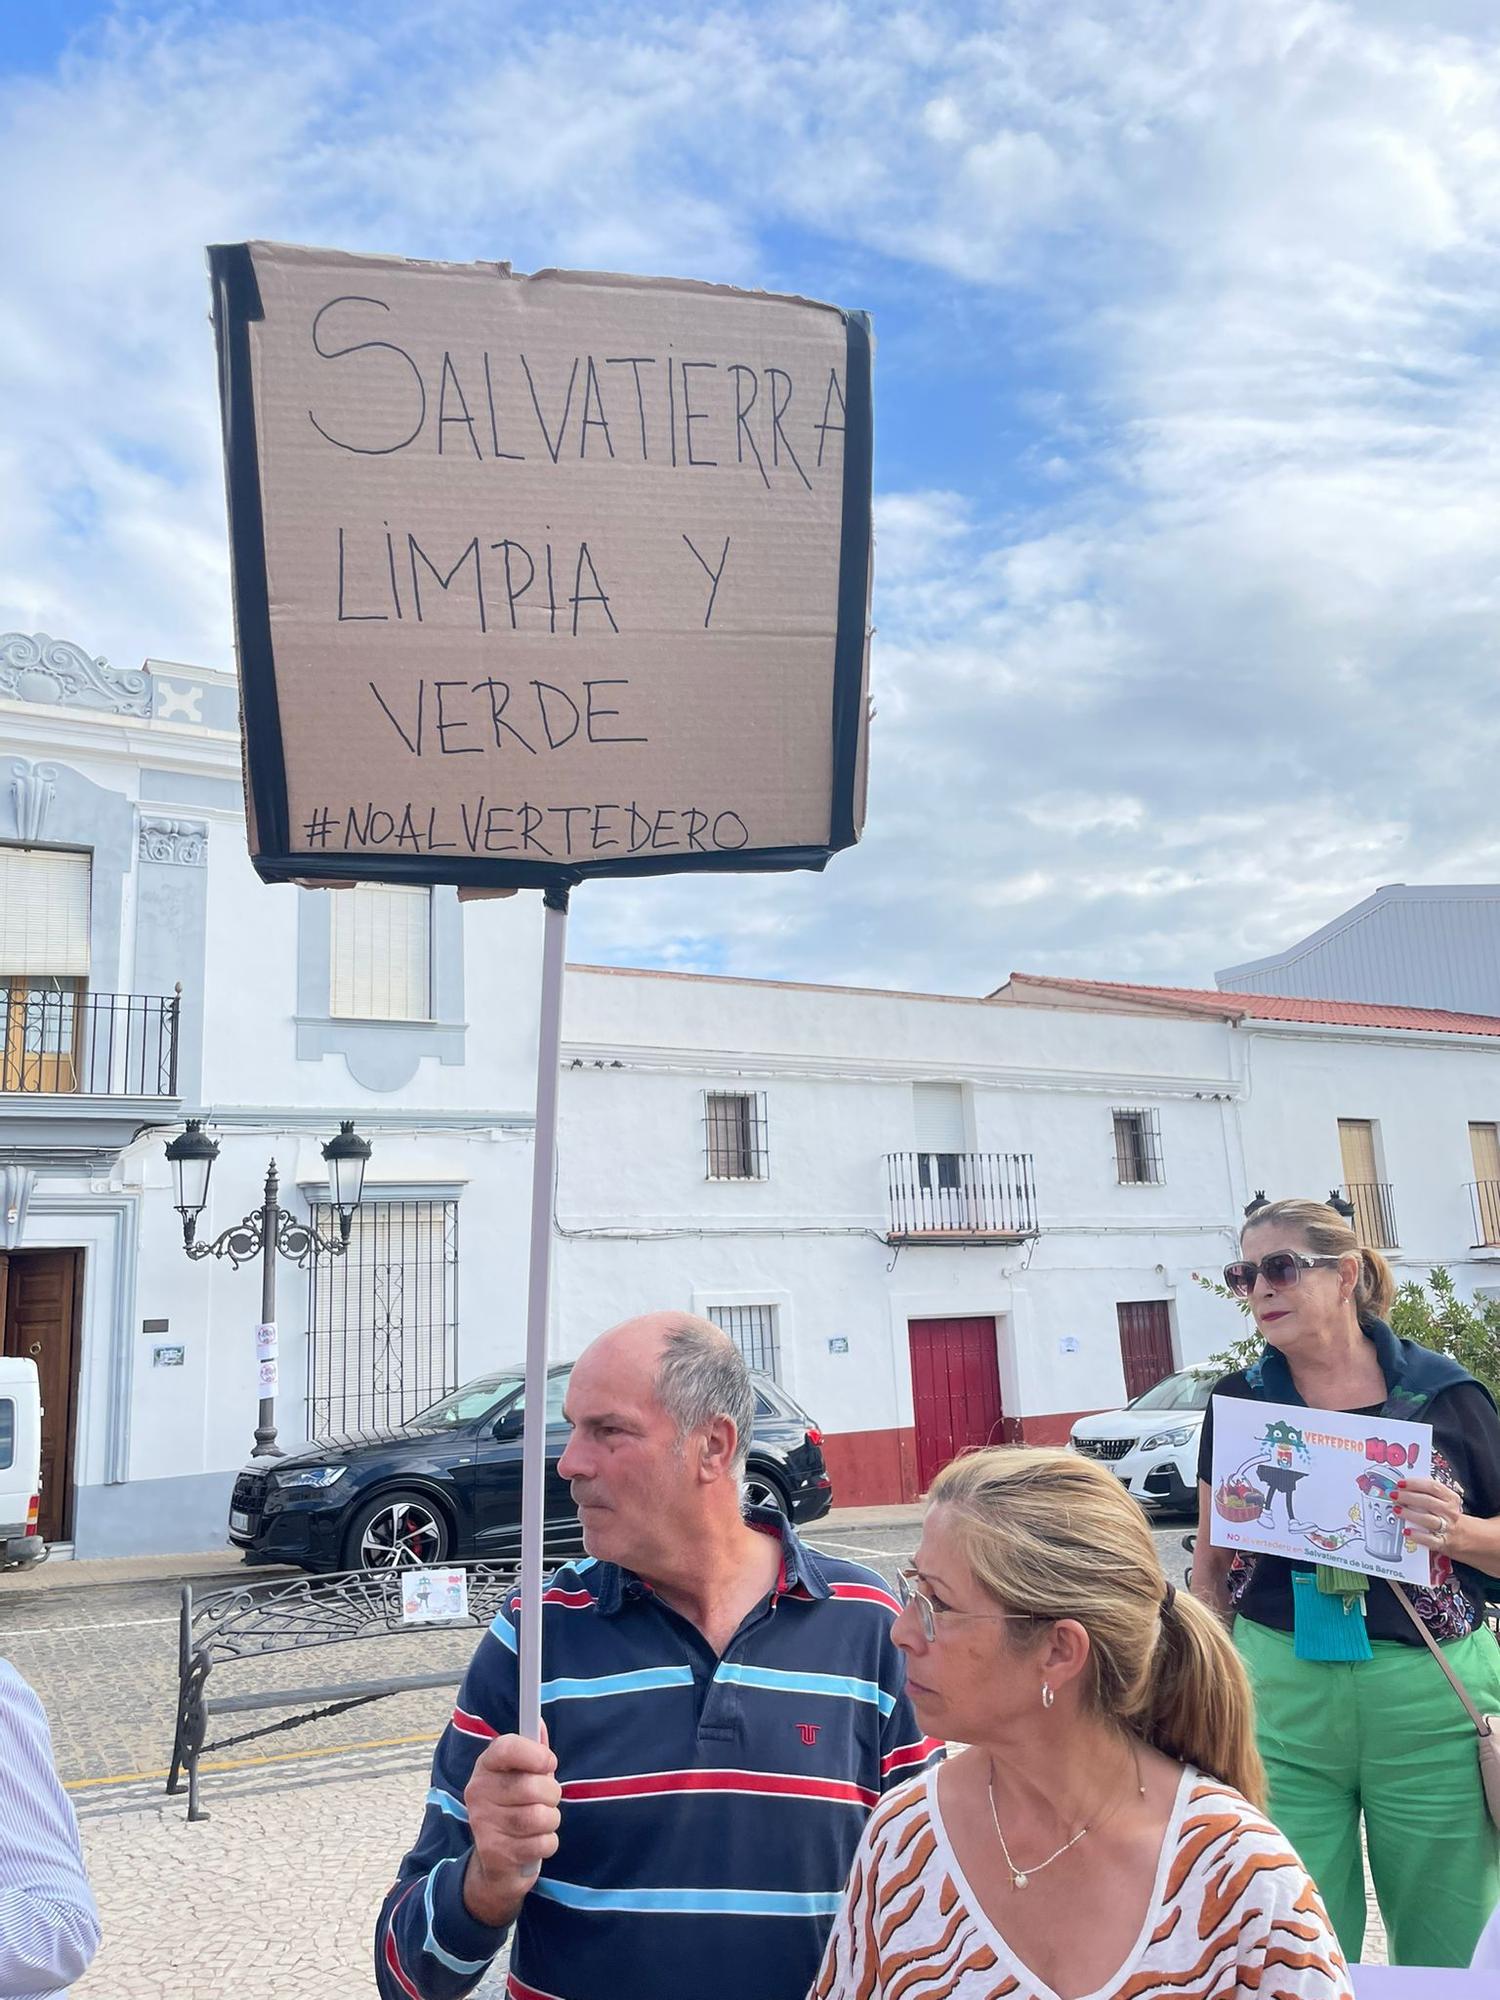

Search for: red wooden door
xmin=907 ymin=1317 xmax=1004 ymax=1493
xmin=3 ymin=1250 xmax=81 ymax=1543
xmin=1116 ymin=1301 xmax=1174 ymax=1402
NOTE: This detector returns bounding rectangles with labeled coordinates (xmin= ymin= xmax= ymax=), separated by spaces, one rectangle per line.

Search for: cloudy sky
xmin=4 ymin=0 xmax=1499 ymax=995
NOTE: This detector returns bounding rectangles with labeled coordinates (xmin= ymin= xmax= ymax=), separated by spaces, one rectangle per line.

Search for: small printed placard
xmin=1209 ymin=1394 xmax=1433 ymax=1586
xmin=400 ymin=1568 xmax=470 ymax=1625
xmin=827 ymin=1336 xmax=849 ymax=1355
xmin=152 ymin=1344 xmax=185 ymax=1369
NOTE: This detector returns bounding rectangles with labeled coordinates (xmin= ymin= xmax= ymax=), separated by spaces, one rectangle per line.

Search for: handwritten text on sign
xmin=223 ymin=245 xmax=869 ymax=877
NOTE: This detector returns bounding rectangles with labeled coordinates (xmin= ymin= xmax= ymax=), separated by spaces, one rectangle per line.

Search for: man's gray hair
xmin=654 ymin=1318 xmax=754 ymax=1478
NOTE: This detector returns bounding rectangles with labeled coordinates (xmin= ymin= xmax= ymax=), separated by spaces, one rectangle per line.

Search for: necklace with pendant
xmin=986 ymin=1744 xmax=1144 ymax=1891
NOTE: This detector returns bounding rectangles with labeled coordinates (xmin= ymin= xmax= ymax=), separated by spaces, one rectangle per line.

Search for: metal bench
xmin=166 ymin=1562 xmax=520 ymax=1820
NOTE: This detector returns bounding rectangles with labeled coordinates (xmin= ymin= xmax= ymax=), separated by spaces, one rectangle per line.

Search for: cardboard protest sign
xmin=208 ymin=241 xmax=872 ymax=890
xmin=1209 ymin=1395 xmax=1433 ymax=1586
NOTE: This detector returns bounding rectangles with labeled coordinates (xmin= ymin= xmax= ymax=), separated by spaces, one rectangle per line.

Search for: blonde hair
xmin=929 ymin=1447 xmax=1264 ymax=1805
xmin=1242 ymin=1196 xmax=1394 ymax=1321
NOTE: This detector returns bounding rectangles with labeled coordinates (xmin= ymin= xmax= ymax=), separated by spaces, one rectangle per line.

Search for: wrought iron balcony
xmin=1469 ymin=1181 xmax=1500 ymax=1249
xmin=1339 ymin=1180 xmax=1399 ymax=1251
xmin=886 ymin=1151 xmax=1039 ymax=1243
xmin=0 ymin=988 xmax=179 ymax=1097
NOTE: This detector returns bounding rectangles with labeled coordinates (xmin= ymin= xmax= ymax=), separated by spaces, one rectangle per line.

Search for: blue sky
xmin=5 ymin=0 xmax=1500 ymax=995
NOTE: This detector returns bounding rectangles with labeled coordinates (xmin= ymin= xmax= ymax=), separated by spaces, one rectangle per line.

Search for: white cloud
xmin=5 ymin=0 xmax=1500 ymax=993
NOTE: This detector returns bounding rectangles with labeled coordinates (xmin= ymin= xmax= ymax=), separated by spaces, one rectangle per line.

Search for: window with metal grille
xmin=306 ymin=1199 xmax=458 ymax=1437
xmin=707 ymin=1303 xmax=781 ymax=1380
xmin=1113 ymin=1108 xmax=1164 ymax=1185
xmin=704 ymin=1091 xmax=768 ymax=1180
xmin=329 ymin=884 xmax=431 ymax=1020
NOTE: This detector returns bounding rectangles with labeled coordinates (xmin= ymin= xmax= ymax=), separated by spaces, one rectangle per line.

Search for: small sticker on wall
xmin=152 ymin=1345 xmax=185 ymax=1368
xmin=1058 ymin=1337 xmax=1080 ymax=1355
xmin=827 ymin=1336 xmax=849 ymax=1354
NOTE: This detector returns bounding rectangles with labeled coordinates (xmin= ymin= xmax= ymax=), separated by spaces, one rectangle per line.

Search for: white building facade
xmin=555 ymin=966 xmax=1500 ymax=1505
xmin=5 ymin=629 xmax=1500 ymax=1549
xmin=0 ymin=632 xmax=542 ymax=1556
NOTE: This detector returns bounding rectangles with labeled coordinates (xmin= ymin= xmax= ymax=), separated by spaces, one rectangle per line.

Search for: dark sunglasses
xmin=1223 ymin=1250 xmax=1345 ymax=1298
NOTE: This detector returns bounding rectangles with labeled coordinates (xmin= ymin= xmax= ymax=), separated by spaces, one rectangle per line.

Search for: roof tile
xmin=1005 ymin=974 xmax=1500 ymax=1037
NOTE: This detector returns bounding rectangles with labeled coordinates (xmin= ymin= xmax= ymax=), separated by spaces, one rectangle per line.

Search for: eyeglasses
xmin=1222 ymin=1250 xmax=1345 ymax=1299
xmin=894 ymin=1568 xmax=1037 ymax=1644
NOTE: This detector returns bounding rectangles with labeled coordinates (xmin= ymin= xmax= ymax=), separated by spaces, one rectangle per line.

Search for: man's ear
xmin=698 ymin=1415 xmax=739 ymax=1482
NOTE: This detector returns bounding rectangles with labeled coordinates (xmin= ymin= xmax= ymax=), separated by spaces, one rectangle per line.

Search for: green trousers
xmin=1236 ymin=1614 xmax=1500 ymax=1966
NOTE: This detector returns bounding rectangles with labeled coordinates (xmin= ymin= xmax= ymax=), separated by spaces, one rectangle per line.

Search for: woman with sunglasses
xmin=1193 ymin=1195 xmax=1500 ymax=1968
xmin=813 ymin=1447 xmax=1351 ymax=2000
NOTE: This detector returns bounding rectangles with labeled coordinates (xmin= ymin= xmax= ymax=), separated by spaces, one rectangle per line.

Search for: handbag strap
xmin=1390 ymin=1583 xmax=1492 ymax=1737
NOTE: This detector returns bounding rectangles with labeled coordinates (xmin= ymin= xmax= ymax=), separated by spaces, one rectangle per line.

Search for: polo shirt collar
xmin=592 ymin=1507 xmax=830 ymax=1614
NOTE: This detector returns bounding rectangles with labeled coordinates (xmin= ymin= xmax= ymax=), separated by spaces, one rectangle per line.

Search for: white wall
xmin=1240 ymin=1024 xmax=1500 ymax=1295
xmin=557 ymin=968 xmax=1500 ymax=1473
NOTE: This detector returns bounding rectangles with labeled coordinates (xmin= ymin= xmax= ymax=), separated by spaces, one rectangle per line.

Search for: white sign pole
xmin=518 ymin=887 xmax=570 ymax=1742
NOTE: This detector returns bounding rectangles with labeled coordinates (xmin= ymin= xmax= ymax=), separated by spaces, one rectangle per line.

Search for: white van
xmin=0 ymin=1357 xmax=46 ymax=1567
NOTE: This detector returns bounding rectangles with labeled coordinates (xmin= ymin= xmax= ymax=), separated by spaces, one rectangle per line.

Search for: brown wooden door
xmin=1117 ymin=1301 xmax=1175 ymax=1401
xmin=907 ymin=1317 xmax=1004 ymax=1493
xmin=1 ymin=981 xmax=81 ymax=1093
xmin=2 ymin=1250 xmax=81 ymax=1542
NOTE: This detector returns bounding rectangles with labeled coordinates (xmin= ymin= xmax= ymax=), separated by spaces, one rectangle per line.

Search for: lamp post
xmin=165 ymin=1118 xmax=372 ymax=1458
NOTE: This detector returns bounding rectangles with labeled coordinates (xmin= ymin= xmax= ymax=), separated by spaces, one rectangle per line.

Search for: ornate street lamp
xmin=322 ymin=1120 xmax=372 ymax=1240
xmin=164 ymin=1119 xmax=373 ymax=1457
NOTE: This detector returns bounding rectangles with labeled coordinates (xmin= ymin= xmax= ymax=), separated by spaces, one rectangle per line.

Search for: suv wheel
xmin=743 ymin=1470 xmax=789 ymax=1517
xmin=344 ymin=1490 xmax=450 ymax=1571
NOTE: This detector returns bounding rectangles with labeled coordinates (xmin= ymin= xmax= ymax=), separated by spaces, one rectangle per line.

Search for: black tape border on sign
xmin=208 ymin=243 xmax=290 ymax=863
xmin=829 ymin=309 xmax=872 ymax=853
xmin=212 ymin=243 xmax=870 ymax=893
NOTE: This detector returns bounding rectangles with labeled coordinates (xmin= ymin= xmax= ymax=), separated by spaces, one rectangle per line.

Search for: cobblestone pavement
xmin=6 ymin=1517 xmax=1385 ymax=1992
xmin=72 ymin=1745 xmax=511 ymax=1999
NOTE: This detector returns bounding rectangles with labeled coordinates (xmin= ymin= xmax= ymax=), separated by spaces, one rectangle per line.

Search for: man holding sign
xmin=207 ymin=244 xmax=893 ymax=1998
xmin=1192 ymin=1196 xmax=1500 ymax=1969
xmin=374 ymin=1315 xmax=940 ymax=2000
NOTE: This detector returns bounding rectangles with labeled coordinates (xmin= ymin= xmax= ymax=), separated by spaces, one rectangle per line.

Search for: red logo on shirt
xmin=797 ymin=1723 xmax=820 ymax=1745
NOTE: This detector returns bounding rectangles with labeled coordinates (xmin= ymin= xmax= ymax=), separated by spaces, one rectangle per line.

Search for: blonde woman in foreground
xmin=812 ymin=1448 xmax=1352 ymax=2000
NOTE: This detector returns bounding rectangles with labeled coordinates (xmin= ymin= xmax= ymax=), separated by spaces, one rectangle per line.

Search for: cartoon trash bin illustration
xmin=1356 ymin=1468 xmax=1405 ymax=1561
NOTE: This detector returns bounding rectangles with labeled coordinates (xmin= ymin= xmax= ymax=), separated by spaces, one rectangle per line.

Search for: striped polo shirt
xmin=375 ymin=1516 xmax=943 ymax=2000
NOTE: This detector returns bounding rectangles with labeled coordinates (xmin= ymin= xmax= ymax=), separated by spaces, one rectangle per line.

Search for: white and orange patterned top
xmin=811 ymin=1764 xmax=1353 ymax=2000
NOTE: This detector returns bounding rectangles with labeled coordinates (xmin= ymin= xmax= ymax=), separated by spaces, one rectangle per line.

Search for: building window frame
xmin=1112 ymin=1107 xmax=1164 ymax=1186
xmin=305 ymin=1191 xmax=460 ymax=1439
xmin=1469 ymin=1120 xmax=1500 ymax=1248
xmin=329 ymin=883 xmax=433 ymax=1023
xmin=1336 ymin=1116 xmax=1399 ymax=1250
xmin=703 ymin=1090 xmax=769 ymax=1181
xmin=295 ymin=885 xmax=466 ymax=1091
xmin=706 ymin=1302 xmax=782 ymax=1380
xmin=693 ymin=1286 xmax=796 ymax=1395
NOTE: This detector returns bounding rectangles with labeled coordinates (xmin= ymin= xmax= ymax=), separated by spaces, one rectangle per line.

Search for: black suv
xmin=228 ymin=1363 xmax=832 ymax=1572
